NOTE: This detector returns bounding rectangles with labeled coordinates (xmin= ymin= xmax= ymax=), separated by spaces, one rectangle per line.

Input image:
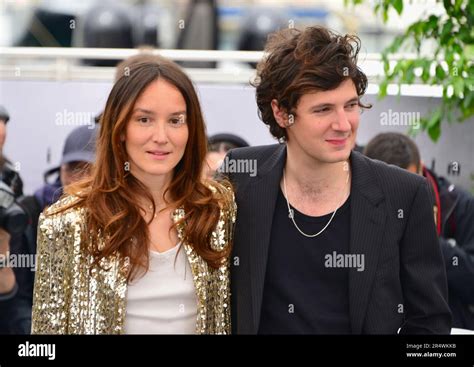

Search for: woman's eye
xmin=138 ymin=117 xmax=150 ymax=124
xmin=170 ymin=115 xmax=186 ymax=125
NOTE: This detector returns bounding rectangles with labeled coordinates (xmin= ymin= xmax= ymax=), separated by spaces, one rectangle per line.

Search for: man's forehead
xmin=298 ymin=81 xmax=358 ymax=106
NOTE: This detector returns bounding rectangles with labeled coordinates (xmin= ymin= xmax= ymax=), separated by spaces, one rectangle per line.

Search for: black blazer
xmin=225 ymin=144 xmax=451 ymax=334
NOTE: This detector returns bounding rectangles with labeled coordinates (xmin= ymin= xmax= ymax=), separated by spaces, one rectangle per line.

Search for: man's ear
xmin=271 ymin=99 xmax=293 ymax=128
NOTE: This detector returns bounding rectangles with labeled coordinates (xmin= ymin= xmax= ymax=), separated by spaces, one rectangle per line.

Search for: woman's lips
xmin=146 ymin=151 xmax=170 ymax=160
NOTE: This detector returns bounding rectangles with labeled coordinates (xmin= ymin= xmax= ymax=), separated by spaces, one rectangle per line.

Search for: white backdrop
xmin=0 ymin=79 xmax=472 ymax=195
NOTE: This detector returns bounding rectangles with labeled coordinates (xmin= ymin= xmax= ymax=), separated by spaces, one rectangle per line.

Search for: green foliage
xmin=347 ymin=0 xmax=474 ymax=141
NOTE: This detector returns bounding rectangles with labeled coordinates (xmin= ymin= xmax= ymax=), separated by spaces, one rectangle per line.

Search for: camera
xmin=0 ymin=180 xmax=28 ymax=236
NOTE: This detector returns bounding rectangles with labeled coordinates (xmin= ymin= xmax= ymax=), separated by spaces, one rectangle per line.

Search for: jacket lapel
xmin=348 ymin=152 xmax=386 ymax=333
xmin=246 ymin=144 xmax=286 ymax=333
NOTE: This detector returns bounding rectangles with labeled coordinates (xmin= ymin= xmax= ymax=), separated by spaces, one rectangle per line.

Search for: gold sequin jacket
xmin=31 ymin=188 xmax=236 ymax=334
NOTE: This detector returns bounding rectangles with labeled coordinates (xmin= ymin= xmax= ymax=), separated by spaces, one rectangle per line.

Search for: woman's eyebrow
xmin=132 ymin=108 xmax=155 ymax=115
xmin=169 ymin=110 xmax=186 ymax=116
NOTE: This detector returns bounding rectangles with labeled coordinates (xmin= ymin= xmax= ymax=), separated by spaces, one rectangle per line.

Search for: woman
xmin=31 ymin=60 xmax=236 ymax=334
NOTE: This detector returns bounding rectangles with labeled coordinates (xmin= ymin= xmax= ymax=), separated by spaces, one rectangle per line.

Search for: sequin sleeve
xmin=31 ymin=199 xmax=78 ymax=334
xmin=208 ymin=183 xmax=236 ymax=334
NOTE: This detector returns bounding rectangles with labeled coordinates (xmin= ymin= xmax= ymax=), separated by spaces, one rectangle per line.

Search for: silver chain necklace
xmin=282 ymin=164 xmax=350 ymax=238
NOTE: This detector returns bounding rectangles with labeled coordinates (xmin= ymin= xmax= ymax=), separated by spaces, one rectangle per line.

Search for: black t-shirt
xmin=258 ymin=188 xmax=352 ymax=334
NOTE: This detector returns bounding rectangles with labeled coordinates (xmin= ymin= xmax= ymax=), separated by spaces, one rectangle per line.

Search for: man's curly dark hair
xmin=252 ymin=26 xmax=372 ymax=141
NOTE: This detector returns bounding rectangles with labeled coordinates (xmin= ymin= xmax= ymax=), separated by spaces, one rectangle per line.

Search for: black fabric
xmin=1 ymin=195 xmax=44 ymax=334
xmin=225 ymin=144 xmax=451 ymax=334
xmin=258 ymin=189 xmax=351 ymax=334
xmin=0 ymin=162 xmax=23 ymax=198
xmin=0 ymin=163 xmax=26 ymax=333
xmin=18 ymin=195 xmax=42 ymax=246
xmin=428 ymin=169 xmax=474 ymax=329
xmin=0 ymin=281 xmax=18 ymax=301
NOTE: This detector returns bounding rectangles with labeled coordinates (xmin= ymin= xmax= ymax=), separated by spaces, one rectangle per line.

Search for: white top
xmin=124 ymin=244 xmax=198 ymax=334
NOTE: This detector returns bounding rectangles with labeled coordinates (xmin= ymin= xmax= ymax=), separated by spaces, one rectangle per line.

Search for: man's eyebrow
xmin=308 ymin=97 xmax=359 ymax=110
xmin=345 ymin=97 xmax=360 ymax=104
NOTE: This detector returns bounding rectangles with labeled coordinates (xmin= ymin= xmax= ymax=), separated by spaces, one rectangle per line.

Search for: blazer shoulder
xmin=39 ymin=194 xmax=86 ymax=242
xmin=209 ymin=182 xmax=236 ymax=252
xmin=358 ymin=152 xmax=427 ymax=194
xmin=228 ymin=144 xmax=281 ymax=160
xmin=43 ymin=193 xmax=83 ymax=217
xmin=208 ymin=181 xmax=236 ymax=216
xmin=173 ymin=182 xmax=236 ymax=253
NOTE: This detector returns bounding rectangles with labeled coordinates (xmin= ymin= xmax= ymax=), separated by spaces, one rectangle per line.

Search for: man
xmin=224 ymin=26 xmax=451 ymax=334
xmin=364 ymin=132 xmax=474 ymax=330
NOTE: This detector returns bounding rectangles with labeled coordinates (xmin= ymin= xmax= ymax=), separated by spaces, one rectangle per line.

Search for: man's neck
xmin=282 ymin=146 xmax=351 ymax=217
xmin=285 ymin=147 xmax=350 ymax=200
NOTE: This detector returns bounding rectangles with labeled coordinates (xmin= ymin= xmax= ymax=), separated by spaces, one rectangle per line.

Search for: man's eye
xmin=314 ymin=108 xmax=329 ymax=113
xmin=346 ymin=103 xmax=358 ymax=109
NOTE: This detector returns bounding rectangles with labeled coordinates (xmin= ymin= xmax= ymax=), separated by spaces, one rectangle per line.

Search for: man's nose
xmin=332 ymin=109 xmax=352 ymax=131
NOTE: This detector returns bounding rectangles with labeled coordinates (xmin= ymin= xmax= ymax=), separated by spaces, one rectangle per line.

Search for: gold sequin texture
xmin=31 ymin=185 xmax=236 ymax=334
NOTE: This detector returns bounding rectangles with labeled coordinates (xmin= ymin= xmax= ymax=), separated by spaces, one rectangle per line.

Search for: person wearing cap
xmin=204 ymin=133 xmax=250 ymax=179
xmin=0 ymin=106 xmax=27 ymax=314
xmin=0 ymin=105 xmax=23 ymax=296
xmin=0 ymin=105 xmax=23 ymax=198
xmin=1 ymin=125 xmax=97 ymax=334
xmin=0 ymin=106 xmax=25 ymax=333
xmin=38 ymin=124 xmax=98 ymax=206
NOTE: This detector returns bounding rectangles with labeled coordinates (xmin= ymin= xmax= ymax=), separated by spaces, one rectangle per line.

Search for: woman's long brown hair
xmin=52 ymin=60 xmax=231 ymax=280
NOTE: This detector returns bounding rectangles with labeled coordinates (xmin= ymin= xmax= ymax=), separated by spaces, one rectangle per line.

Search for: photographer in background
xmin=4 ymin=125 xmax=97 ymax=334
xmin=0 ymin=106 xmax=23 ymax=197
xmin=0 ymin=106 xmax=28 ymax=323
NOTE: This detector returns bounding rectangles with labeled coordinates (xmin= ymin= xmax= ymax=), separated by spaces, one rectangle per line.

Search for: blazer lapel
xmin=348 ymin=152 xmax=386 ymax=334
xmin=246 ymin=144 xmax=286 ymax=333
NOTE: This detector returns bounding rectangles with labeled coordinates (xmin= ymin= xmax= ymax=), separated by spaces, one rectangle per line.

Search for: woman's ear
xmin=271 ymin=99 xmax=293 ymax=128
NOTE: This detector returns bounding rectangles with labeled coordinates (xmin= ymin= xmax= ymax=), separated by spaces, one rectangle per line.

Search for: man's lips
xmin=326 ymin=138 xmax=348 ymax=146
